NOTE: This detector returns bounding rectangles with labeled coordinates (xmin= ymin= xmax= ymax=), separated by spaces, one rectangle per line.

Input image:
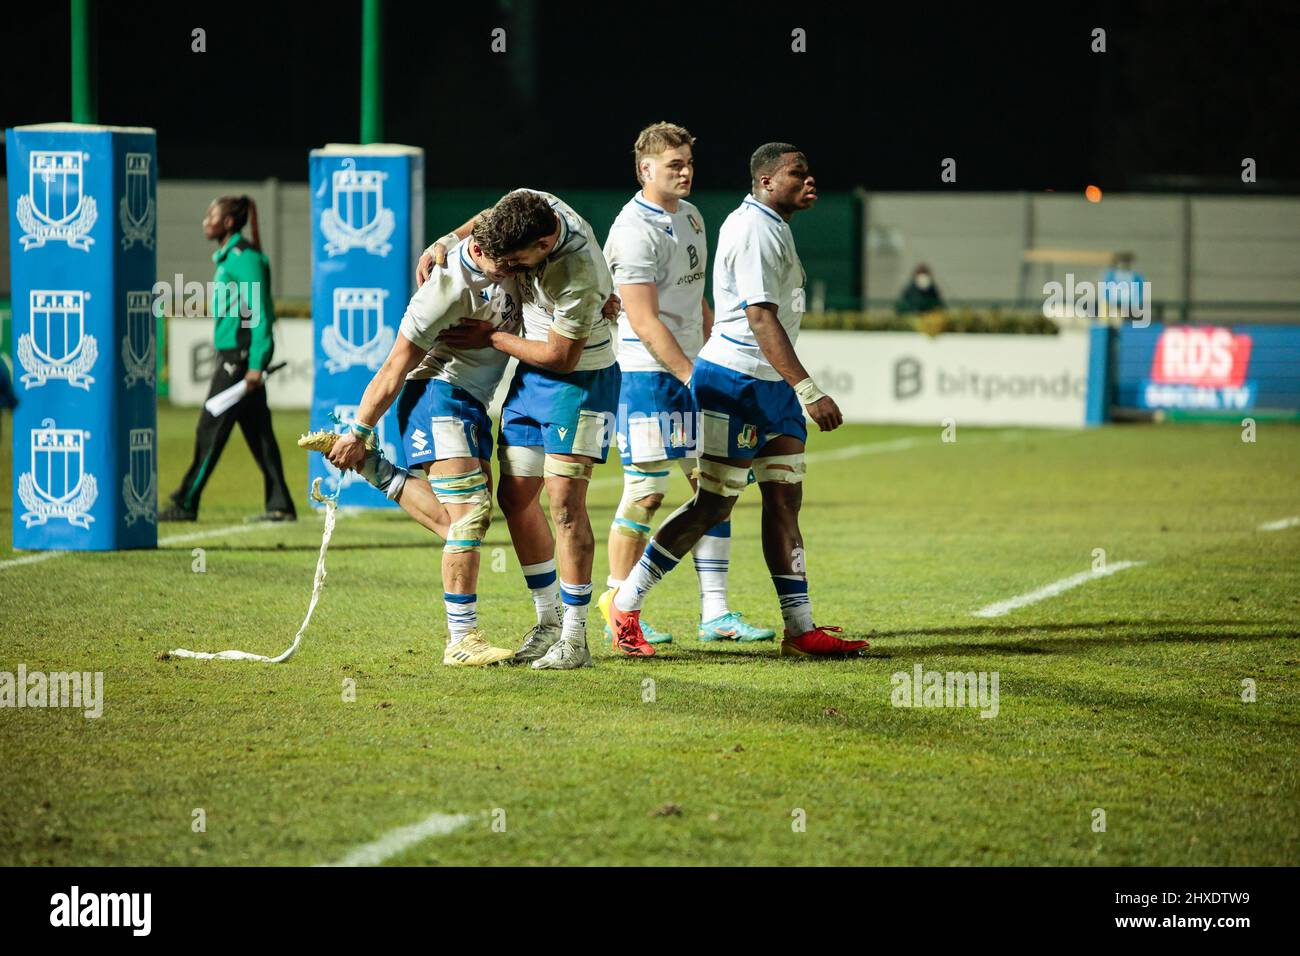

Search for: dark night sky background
xmin=4 ymin=0 xmax=1300 ymax=193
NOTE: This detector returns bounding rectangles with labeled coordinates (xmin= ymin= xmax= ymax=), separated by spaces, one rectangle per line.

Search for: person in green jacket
xmin=161 ymin=196 xmax=296 ymax=521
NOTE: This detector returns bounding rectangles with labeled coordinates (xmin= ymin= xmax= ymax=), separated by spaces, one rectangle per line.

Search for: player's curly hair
xmin=473 ymin=190 xmax=557 ymax=260
xmin=750 ymin=143 xmax=802 ymax=187
xmin=634 ymin=121 xmax=696 ymax=184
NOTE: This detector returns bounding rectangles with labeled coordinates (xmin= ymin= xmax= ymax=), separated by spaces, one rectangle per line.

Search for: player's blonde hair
xmin=634 ymin=122 xmax=696 ymax=184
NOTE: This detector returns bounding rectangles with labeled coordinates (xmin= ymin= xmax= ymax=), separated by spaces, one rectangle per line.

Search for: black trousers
xmin=171 ymin=348 xmax=295 ymax=516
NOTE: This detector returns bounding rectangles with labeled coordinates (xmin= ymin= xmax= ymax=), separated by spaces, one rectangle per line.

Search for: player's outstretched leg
xmin=753 ymin=441 xmax=867 ymax=657
xmin=299 ymin=429 xmax=451 ymax=538
xmin=532 ymin=455 xmax=598 ymax=670
xmin=428 ymin=460 xmax=514 ymax=667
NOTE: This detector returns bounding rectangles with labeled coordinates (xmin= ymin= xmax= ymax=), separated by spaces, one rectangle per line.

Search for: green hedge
xmin=801 ymin=308 xmax=1059 ymax=335
xmin=264 ymin=303 xmax=1060 ymax=335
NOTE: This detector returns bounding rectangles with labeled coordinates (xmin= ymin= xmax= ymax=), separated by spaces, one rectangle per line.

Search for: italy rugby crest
xmin=16 ymin=151 xmax=98 ymax=251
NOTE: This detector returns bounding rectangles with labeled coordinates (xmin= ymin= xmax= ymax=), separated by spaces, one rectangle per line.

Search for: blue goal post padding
xmin=308 ymin=144 xmax=424 ymax=507
xmin=7 ymin=124 xmax=158 ymax=551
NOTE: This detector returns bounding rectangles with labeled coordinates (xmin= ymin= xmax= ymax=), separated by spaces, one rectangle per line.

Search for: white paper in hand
xmin=204 ymin=380 xmax=248 ymax=417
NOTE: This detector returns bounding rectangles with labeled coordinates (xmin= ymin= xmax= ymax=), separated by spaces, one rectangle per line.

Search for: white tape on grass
xmin=1258 ymin=516 xmax=1300 ymax=532
xmin=169 ymin=481 xmax=339 ymax=663
xmin=321 ymin=811 xmax=476 ymax=866
xmin=972 ymin=561 xmax=1146 ymax=618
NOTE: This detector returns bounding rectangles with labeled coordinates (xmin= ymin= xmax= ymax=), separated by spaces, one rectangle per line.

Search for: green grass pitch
xmin=1 ymin=404 xmax=1297 ymax=865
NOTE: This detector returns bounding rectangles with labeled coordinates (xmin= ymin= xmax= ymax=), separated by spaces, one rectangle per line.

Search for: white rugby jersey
xmin=514 ymin=189 xmax=616 ymax=372
xmin=604 ymin=193 xmax=708 ymax=373
xmin=400 ymin=238 xmax=522 ymax=407
xmin=697 ymin=196 xmax=807 ymax=382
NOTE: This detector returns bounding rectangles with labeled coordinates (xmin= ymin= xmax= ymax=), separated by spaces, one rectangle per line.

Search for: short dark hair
xmin=750 ymin=143 xmax=802 ymax=185
xmin=474 ymin=190 xmax=557 ymax=259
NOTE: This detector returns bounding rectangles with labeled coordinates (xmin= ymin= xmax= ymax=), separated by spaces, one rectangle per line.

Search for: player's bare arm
xmin=416 ymin=208 xmax=492 ymax=283
xmin=328 ymin=332 xmax=428 ymax=472
xmin=745 ymin=302 xmax=842 ymax=432
xmin=702 ymin=295 xmax=714 ymax=343
xmin=621 ymin=282 xmax=694 ymax=383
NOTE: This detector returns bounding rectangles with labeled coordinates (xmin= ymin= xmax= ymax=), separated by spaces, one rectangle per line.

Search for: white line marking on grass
xmin=321 ymin=811 xmax=476 ymax=866
xmin=1258 ymin=516 xmax=1300 ymax=532
xmin=158 ymin=523 xmax=268 ymax=546
xmin=972 ymin=561 xmax=1146 ymax=618
xmin=0 ymin=550 xmax=68 ymax=571
xmin=0 ymin=517 xmax=325 ymax=572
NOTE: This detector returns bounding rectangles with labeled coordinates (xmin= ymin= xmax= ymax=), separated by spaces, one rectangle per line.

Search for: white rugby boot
xmin=531 ymin=635 xmax=592 ymax=670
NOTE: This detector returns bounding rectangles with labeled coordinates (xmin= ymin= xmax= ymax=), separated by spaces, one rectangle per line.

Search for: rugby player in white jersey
xmin=428 ymin=189 xmax=621 ymax=670
xmin=604 ymin=144 xmax=868 ymax=658
xmin=596 ymin=122 xmax=775 ymax=655
xmin=300 ymin=227 xmax=523 ymax=667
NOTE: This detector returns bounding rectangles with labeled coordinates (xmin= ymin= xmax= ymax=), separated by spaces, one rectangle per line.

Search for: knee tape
xmin=614 ymin=462 xmax=669 ymax=540
xmin=499 ymin=444 xmax=545 ymax=477
xmin=543 ymin=454 xmax=592 ymax=481
xmin=445 ymin=494 xmax=492 ymax=554
xmin=696 ymin=460 xmax=751 ymax=498
xmin=753 ymin=454 xmax=806 ymax=484
xmin=430 ymin=468 xmax=492 ymax=553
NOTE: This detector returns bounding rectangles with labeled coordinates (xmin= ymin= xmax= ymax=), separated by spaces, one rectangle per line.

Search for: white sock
xmin=444 ymin=592 xmax=477 ymax=644
xmin=522 ymin=559 xmax=561 ymax=627
xmin=560 ymin=580 xmax=592 ymax=646
xmin=614 ymin=540 xmax=681 ymax=613
xmin=606 ymin=575 xmax=624 ymax=590
xmin=773 ymin=574 xmax=814 ymax=635
xmin=692 ymin=521 xmax=732 ymax=622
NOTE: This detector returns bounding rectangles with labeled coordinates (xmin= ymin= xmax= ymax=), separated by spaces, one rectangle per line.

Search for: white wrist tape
xmin=436 ymin=232 xmax=459 ymax=252
xmin=793 ymin=377 xmax=827 ymax=405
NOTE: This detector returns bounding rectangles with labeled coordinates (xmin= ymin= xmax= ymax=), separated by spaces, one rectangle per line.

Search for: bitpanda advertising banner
xmin=308 ymin=144 xmax=424 ymax=506
xmin=7 ymin=124 xmax=158 ymax=551
xmin=793 ymin=330 xmax=1093 ymax=428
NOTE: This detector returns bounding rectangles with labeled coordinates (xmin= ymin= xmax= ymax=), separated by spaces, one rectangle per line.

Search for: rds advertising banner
xmin=1114 ymin=323 xmax=1300 ymax=416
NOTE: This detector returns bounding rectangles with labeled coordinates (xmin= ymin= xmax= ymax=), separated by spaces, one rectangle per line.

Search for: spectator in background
xmin=160 ymin=196 xmax=296 ymax=522
xmin=1101 ymin=252 xmax=1145 ymax=320
xmin=895 ymin=263 xmax=945 ymax=314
